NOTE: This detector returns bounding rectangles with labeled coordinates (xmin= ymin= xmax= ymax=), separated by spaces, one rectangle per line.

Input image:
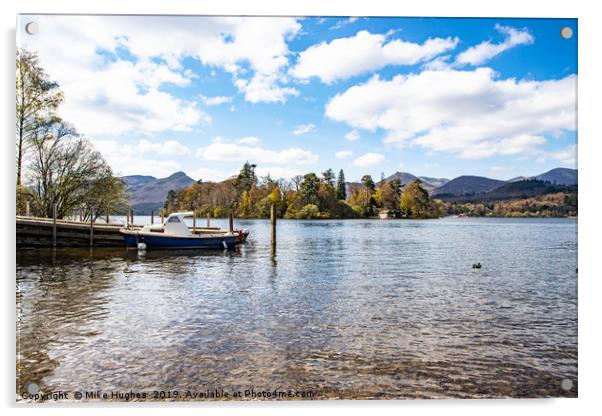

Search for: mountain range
xmin=122 ymin=167 xmax=577 ymax=213
xmin=121 ymin=171 xmax=196 ymax=214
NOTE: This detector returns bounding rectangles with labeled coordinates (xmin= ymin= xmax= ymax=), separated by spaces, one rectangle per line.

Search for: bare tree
xmin=16 ymin=49 xmax=63 ymax=187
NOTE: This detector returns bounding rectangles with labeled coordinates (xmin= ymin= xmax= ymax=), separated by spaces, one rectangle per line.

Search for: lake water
xmin=16 ymin=217 xmax=578 ymax=400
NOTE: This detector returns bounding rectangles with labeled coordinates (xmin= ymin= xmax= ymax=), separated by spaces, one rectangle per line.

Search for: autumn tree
xmin=399 ymin=179 xmax=439 ymax=219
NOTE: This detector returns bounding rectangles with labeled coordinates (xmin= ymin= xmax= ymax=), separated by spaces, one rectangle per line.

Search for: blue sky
xmin=18 ymin=15 xmax=577 ymax=182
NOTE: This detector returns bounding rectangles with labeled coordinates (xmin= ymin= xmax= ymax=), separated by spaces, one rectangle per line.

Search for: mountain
xmin=533 ymin=168 xmax=577 ymax=185
xmin=440 ymin=179 xmax=577 ymax=203
xmin=121 ymin=171 xmax=196 ymax=214
xmin=431 ymin=175 xmax=506 ymax=197
xmin=418 ymin=176 xmax=450 ymax=189
xmin=382 ymin=172 xmax=449 ymax=191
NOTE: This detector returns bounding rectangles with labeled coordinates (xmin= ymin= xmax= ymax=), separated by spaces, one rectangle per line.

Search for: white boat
xmin=119 ymin=211 xmax=249 ymax=249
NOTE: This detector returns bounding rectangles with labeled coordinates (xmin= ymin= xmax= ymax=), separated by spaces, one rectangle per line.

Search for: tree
xmin=380 ymin=178 xmax=402 ymax=210
xmin=16 ymin=49 xmax=64 ymax=187
xmin=27 ymin=121 xmax=118 ymax=219
xmin=336 ymin=169 xmax=346 ymax=200
xmin=292 ymin=175 xmax=303 ymax=192
xmin=361 ymin=175 xmax=375 ymax=198
xmin=164 ymin=189 xmax=178 ymax=213
xmin=322 ymin=168 xmax=335 ymax=187
xmin=399 ymin=179 xmax=438 ymax=219
xmin=233 ymin=161 xmax=257 ymax=193
xmin=299 ymin=173 xmax=320 ymax=206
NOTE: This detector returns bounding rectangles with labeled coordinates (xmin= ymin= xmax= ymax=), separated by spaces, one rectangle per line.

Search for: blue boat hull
xmin=122 ymin=233 xmax=241 ymax=249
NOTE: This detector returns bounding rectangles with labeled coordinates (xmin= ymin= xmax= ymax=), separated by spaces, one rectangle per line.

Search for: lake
xmin=16 ymin=217 xmax=578 ymax=400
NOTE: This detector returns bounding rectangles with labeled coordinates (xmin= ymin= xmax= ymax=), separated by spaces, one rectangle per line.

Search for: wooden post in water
xmin=90 ymin=207 xmax=94 ymax=246
xmin=151 ymin=210 xmax=154 ymax=225
xmin=206 ymin=213 xmax=210 ymax=227
xmin=129 ymin=209 xmax=134 ymax=227
xmin=160 ymin=209 xmax=165 ymax=224
xmin=229 ymin=212 xmax=234 ymax=232
xmin=106 ymin=205 xmax=110 ymax=224
xmin=79 ymin=207 xmax=83 ymax=222
xmin=52 ymin=203 xmax=57 ymax=247
xmin=25 ymin=201 xmax=30 ymax=217
xmin=193 ymin=213 xmax=196 ymax=235
xmin=270 ymin=204 xmax=276 ymax=250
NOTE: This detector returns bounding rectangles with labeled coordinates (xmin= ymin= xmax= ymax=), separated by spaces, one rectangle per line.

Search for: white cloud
xmin=335 ymin=150 xmax=354 ymax=159
xmin=535 ymin=144 xmax=577 ymax=166
xmin=199 ymin=95 xmax=233 ymax=106
xmin=290 ymin=30 xmax=459 ymax=84
xmin=90 ymin=139 xmax=183 ymax=177
xmin=189 ymin=167 xmax=235 ymax=182
xmin=292 ymin=123 xmax=316 ymax=136
xmin=352 ymin=152 xmax=385 ymax=167
xmin=455 ymin=24 xmax=534 ymax=66
xmin=136 ymin=139 xmax=191 ymax=156
xmin=234 ymin=73 xmax=299 ymax=103
xmin=20 ymin=16 xmax=303 ymax=138
xmin=345 ymin=129 xmax=361 ymax=141
xmin=236 ymin=136 xmax=261 ymax=145
xmin=329 ymin=17 xmax=358 ymax=31
xmin=325 ymin=68 xmax=576 ymax=160
xmin=255 ymin=166 xmax=305 ymax=179
xmin=197 ymin=141 xmax=319 ymax=165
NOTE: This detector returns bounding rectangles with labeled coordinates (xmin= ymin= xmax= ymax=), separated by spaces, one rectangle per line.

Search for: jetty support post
xmin=90 ymin=207 xmax=94 ymax=246
xmin=106 ymin=205 xmax=110 ymax=224
xmin=193 ymin=212 xmax=196 ymax=234
xmin=229 ymin=212 xmax=234 ymax=232
xmin=151 ymin=210 xmax=154 ymax=225
xmin=25 ymin=201 xmax=30 ymax=217
xmin=207 ymin=213 xmax=210 ymax=227
xmin=79 ymin=207 xmax=83 ymax=222
xmin=52 ymin=203 xmax=57 ymax=247
xmin=160 ymin=209 xmax=164 ymax=224
xmin=270 ymin=204 xmax=276 ymax=250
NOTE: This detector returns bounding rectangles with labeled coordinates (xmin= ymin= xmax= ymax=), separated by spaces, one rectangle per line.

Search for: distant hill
xmin=431 ymin=175 xmax=506 ymax=197
xmin=439 ymin=179 xmax=577 ymax=203
xmin=534 ymin=168 xmax=577 ymax=185
xmin=122 ymin=171 xmax=196 ymax=214
xmin=382 ymin=172 xmax=449 ymax=191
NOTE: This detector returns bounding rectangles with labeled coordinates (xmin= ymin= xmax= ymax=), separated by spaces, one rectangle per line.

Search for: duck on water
xmin=120 ymin=211 xmax=249 ymax=250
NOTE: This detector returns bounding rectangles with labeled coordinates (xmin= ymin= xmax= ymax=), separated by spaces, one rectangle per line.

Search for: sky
xmin=18 ymin=15 xmax=577 ymax=182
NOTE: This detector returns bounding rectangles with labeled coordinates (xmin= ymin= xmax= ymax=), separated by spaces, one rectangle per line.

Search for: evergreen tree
xmin=233 ymin=161 xmax=257 ymax=193
xmin=336 ymin=169 xmax=346 ymax=200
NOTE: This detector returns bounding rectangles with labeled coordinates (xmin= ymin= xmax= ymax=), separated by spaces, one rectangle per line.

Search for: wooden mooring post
xmin=270 ymin=204 xmax=276 ymax=249
xmin=193 ymin=213 xmax=196 ymax=234
xmin=151 ymin=210 xmax=154 ymax=225
xmin=52 ymin=203 xmax=57 ymax=247
xmin=160 ymin=209 xmax=165 ymax=224
xmin=106 ymin=205 xmax=110 ymax=224
xmin=25 ymin=201 xmax=30 ymax=217
xmin=89 ymin=207 xmax=94 ymax=246
xmin=229 ymin=212 xmax=234 ymax=232
xmin=206 ymin=213 xmax=210 ymax=227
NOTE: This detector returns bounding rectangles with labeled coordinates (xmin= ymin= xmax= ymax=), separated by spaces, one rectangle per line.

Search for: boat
xmin=119 ymin=211 xmax=249 ymax=250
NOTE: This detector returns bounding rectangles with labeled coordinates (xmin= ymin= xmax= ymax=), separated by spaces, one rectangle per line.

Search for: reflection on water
xmin=16 ymin=217 xmax=577 ymax=400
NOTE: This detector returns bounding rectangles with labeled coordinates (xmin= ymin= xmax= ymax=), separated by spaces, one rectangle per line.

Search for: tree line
xmin=16 ymin=49 xmax=127 ymax=220
xmin=164 ymin=162 xmax=443 ymax=219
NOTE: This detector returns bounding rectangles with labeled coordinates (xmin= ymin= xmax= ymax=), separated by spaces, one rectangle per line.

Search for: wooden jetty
xmin=16 ymin=216 xmax=133 ymax=248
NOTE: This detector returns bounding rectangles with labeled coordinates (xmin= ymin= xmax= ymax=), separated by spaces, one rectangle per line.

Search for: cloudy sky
xmin=18 ymin=15 xmax=577 ymax=182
